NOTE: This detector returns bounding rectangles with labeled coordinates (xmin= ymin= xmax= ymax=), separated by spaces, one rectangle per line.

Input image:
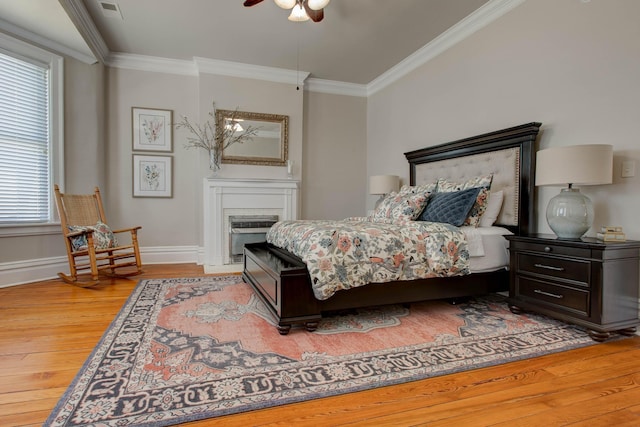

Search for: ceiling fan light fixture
xmin=274 ymin=0 xmax=296 ymax=9
xmin=307 ymin=0 xmax=330 ymax=11
xmin=288 ymin=4 xmax=310 ymax=21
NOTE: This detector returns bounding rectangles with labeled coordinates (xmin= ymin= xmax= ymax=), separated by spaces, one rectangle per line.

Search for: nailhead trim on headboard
xmin=404 ymin=122 xmax=541 ymax=236
xmin=413 ymin=147 xmax=520 ymax=226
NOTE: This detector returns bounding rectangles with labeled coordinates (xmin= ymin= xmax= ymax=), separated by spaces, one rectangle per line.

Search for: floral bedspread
xmin=266 ymin=217 xmax=470 ymax=300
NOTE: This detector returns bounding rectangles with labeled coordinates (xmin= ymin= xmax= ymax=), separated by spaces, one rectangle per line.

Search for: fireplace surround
xmin=203 ymin=178 xmax=299 ymax=272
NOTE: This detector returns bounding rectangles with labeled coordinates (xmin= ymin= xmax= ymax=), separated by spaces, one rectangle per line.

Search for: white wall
xmin=302 ymin=91 xmax=367 ymax=219
xmin=1 ymin=57 xmax=369 ymax=285
xmin=65 ymin=60 xmax=106 ymax=194
xmin=0 ymin=58 xmax=104 ymax=265
xmin=367 ymin=0 xmax=640 ymax=239
xmin=105 ymin=68 xmax=199 ymax=247
xmin=104 ymin=68 xmax=310 ymax=252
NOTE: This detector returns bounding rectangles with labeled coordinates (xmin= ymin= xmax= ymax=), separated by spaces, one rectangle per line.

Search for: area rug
xmin=46 ymin=275 xmax=600 ymax=426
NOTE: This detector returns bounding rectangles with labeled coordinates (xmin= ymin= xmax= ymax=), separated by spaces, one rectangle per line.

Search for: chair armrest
xmin=65 ymin=229 xmax=94 ymax=239
xmin=111 ymin=226 xmax=142 ymax=234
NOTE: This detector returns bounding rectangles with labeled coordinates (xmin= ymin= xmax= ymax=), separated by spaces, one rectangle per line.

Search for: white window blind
xmin=0 ymin=51 xmax=51 ymax=223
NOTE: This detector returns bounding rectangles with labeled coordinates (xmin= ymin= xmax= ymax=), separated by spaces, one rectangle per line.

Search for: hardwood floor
xmin=1 ymin=264 xmax=639 ymax=426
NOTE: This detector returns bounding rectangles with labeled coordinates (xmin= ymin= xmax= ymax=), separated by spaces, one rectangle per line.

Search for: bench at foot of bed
xmin=242 ymin=242 xmax=321 ymax=335
xmin=243 ymin=242 xmax=510 ymax=335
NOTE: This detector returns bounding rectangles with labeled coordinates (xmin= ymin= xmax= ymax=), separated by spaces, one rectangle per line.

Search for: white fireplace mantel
xmin=203 ymin=178 xmax=299 ymax=270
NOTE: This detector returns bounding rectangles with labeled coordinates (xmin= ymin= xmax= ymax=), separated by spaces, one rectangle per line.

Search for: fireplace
xmin=228 ymin=215 xmax=278 ymax=263
xmin=203 ymin=178 xmax=299 ymax=272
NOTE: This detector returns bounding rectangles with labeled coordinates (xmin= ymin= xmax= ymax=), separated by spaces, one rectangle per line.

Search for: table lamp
xmin=369 ymin=174 xmax=399 ymax=208
xmin=535 ymin=144 xmax=613 ymax=239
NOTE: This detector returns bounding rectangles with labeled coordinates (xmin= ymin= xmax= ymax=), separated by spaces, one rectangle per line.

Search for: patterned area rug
xmin=46 ymin=275 xmax=599 ymax=426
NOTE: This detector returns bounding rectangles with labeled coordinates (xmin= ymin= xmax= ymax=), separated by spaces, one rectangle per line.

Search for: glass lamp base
xmin=546 ymin=188 xmax=594 ymax=239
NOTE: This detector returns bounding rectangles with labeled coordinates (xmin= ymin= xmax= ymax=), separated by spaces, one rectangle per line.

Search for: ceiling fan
xmin=243 ymin=0 xmax=330 ymax=23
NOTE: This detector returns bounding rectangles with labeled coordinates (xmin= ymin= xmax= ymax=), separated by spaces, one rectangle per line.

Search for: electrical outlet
xmin=622 ymin=160 xmax=636 ymax=178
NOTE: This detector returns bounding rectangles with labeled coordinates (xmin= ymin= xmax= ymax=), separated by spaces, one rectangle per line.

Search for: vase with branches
xmin=175 ymin=102 xmax=259 ymax=176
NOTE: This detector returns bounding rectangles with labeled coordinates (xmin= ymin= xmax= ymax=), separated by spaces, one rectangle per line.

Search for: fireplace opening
xmin=228 ymin=215 xmax=279 ymax=263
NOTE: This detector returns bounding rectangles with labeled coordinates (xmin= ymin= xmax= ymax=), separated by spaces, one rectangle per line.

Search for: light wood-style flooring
xmin=1 ymin=264 xmax=639 ymax=426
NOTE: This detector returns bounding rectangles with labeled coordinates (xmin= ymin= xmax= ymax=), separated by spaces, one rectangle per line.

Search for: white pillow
xmin=479 ymin=190 xmax=504 ymax=227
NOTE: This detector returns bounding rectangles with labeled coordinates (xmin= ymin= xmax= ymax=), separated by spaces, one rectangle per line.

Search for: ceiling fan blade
xmin=243 ymin=0 xmax=264 ymax=6
xmin=303 ymin=2 xmax=324 ymax=22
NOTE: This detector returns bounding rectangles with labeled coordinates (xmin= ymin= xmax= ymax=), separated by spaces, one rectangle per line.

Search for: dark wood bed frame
xmin=242 ymin=122 xmax=542 ymax=334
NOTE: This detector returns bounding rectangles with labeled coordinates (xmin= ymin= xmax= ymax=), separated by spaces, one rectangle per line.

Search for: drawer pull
xmin=544 ymin=246 xmax=552 ymax=253
xmin=534 ymin=263 xmax=565 ymax=272
xmin=534 ymin=289 xmax=564 ymax=299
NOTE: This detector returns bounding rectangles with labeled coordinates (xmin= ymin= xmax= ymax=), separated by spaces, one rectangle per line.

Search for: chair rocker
xmin=54 ymin=185 xmax=143 ymax=287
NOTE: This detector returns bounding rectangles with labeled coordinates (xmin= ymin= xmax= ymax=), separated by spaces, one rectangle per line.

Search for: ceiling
xmin=0 ymin=0 xmax=95 ymax=61
xmin=0 ymin=0 xmax=489 ymax=85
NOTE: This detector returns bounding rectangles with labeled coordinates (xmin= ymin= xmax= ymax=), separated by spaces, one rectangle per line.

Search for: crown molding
xmin=0 ymin=17 xmax=96 ymax=64
xmin=305 ymin=78 xmax=367 ymax=97
xmin=71 ymin=0 xmax=525 ymax=96
xmin=106 ymin=54 xmax=314 ymax=85
xmin=107 ymin=53 xmax=366 ymax=95
xmin=58 ymin=0 xmax=108 ymax=64
xmin=194 ymin=57 xmax=310 ymax=86
xmin=366 ymin=0 xmax=526 ymax=96
xmin=107 ymin=52 xmax=198 ymax=76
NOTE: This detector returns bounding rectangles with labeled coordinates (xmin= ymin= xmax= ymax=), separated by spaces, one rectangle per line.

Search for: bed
xmin=242 ymin=122 xmax=541 ymax=334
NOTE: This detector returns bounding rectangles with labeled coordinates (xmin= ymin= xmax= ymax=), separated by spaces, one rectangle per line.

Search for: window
xmin=0 ymin=33 xmax=63 ymax=234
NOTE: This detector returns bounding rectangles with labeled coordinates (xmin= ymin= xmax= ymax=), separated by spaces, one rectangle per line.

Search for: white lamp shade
xmin=288 ymin=4 xmax=310 ymax=21
xmin=536 ymin=144 xmax=613 ymax=187
xmin=308 ymin=0 xmax=330 ymax=10
xmin=274 ymin=0 xmax=296 ymax=9
xmin=369 ymin=175 xmax=399 ymax=195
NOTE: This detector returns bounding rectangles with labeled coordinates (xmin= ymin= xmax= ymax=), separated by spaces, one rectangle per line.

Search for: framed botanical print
xmin=132 ymin=107 xmax=173 ymax=152
xmin=133 ymin=154 xmax=172 ymax=198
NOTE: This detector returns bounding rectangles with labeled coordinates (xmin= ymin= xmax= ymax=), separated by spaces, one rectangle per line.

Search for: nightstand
xmin=506 ymin=234 xmax=640 ymax=341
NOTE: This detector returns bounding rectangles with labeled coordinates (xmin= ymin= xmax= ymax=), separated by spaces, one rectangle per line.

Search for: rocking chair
xmin=54 ymin=184 xmax=143 ymax=287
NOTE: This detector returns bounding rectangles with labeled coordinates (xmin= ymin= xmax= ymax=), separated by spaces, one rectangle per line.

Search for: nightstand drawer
xmin=511 ymin=241 xmax=591 ymax=258
xmin=517 ymin=276 xmax=589 ymax=315
xmin=517 ymin=253 xmax=590 ymax=285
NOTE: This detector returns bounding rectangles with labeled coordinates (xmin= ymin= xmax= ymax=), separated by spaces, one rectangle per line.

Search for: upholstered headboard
xmin=404 ymin=122 xmax=541 ymax=236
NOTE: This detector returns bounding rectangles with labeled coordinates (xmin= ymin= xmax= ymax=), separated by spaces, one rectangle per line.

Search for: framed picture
xmin=133 ymin=154 xmax=172 ymax=198
xmin=132 ymin=107 xmax=173 ymax=152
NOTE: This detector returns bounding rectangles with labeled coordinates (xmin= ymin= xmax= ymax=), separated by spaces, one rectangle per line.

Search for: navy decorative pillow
xmin=436 ymin=174 xmax=493 ymax=227
xmin=418 ymin=187 xmax=483 ymax=226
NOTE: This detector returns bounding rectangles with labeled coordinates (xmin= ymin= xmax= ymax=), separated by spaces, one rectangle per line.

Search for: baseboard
xmin=140 ymin=245 xmax=200 ymax=264
xmin=0 ymin=245 xmax=201 ymax=288
xmin=0 ymin=256 xmax=68 ymax=288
